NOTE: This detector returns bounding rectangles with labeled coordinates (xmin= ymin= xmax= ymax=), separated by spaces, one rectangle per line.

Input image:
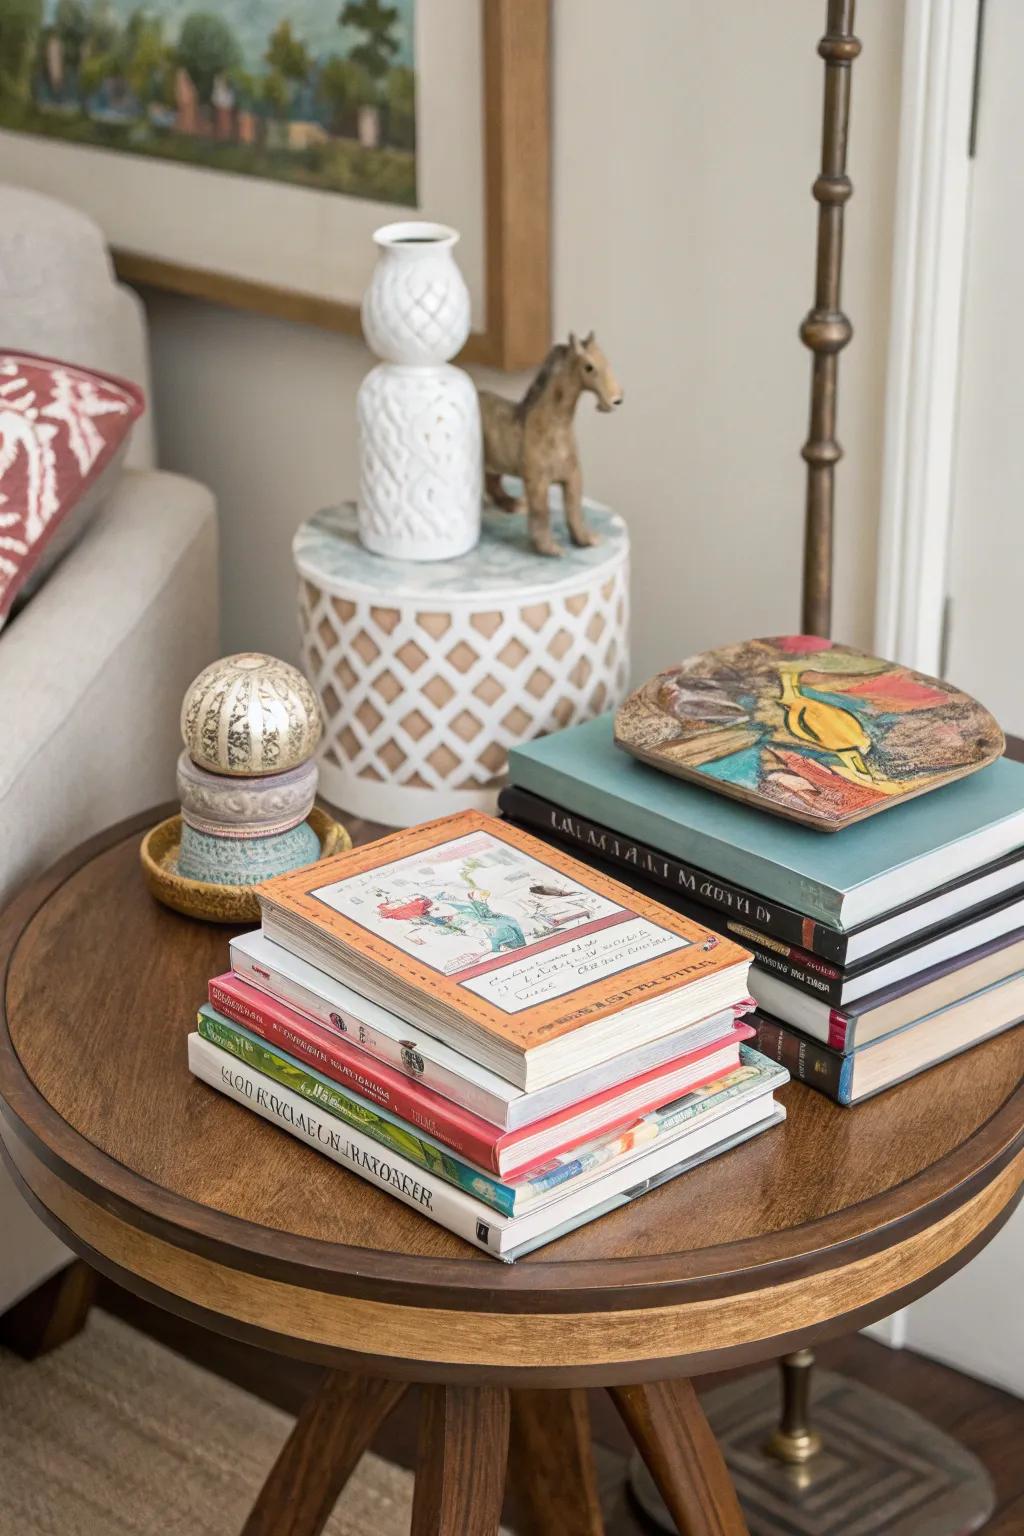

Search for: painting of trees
xmin=318 ymin=54 xmax=367 ymax=135
xmin=53 ymin=0 xmax=89 ymax=70
xmin=385 ymin=60 xmax=413 ymax=149
xmin=118 ymin=11 xmax=168 ymax=104
xmin=87 ymin=0 xmax=120 ymax=56
xmin=0 ymin=0 xmax=416 ymax=203
xmin=338 ymin=0 xmax=399 ymax=145
xmin=176 ymin=11 xmax=241 ymax=103
xmin=265 ymin=18 xmax=308 ymax=84
xmin=339 ymin=0 xmax=400 ymax=89
xmin=0 ymin=0 xmax=42 ymax=101
xmin=264 ymin=18 xmax=309 ymax=123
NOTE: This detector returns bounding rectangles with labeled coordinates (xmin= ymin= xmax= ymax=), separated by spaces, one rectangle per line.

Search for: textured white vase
xmin=357 ymin=222 xmax=482 ymax=561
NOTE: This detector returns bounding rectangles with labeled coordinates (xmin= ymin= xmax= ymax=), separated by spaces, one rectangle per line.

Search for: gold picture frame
xmin=108 ymin=0 xmax=551 ymax=370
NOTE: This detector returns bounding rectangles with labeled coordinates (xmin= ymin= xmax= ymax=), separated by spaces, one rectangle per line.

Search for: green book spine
xmin=196 ymin=1008 xmax=515 ymax=1215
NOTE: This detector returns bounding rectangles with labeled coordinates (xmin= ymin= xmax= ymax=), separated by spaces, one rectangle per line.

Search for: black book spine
xmin=498 ymin=786 xmax=849 ymax=964
xmin=737 ymin=932 xmax=847 ymax=1006
xmin=750 ymin=1014 xmax=849 ymax=1103
xmin=501 ymin=805 xmax=853 ymax=1004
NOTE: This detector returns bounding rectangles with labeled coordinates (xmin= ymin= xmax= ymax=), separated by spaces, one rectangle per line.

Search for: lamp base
xmin=628 ymin=1368 xmax=994 ymax=1536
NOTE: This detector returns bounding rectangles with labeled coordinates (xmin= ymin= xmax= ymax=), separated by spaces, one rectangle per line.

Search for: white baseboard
xmin=862 ymin=1311 xmax=907 ymax=1349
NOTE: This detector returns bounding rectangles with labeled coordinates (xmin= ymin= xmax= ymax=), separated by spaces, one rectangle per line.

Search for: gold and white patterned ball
xmin=181 ymin=653 xmax=323 ymax=777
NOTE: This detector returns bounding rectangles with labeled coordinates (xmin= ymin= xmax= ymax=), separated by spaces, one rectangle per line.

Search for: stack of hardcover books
xmin=187 ymin=811 xmax=788 ymax=1260
xmin=502 ymin=719 xmax=1024 ymax=1105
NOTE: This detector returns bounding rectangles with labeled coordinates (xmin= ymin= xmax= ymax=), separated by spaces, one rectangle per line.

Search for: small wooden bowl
xmin=140 ymin=807 xmax=351 ymax=923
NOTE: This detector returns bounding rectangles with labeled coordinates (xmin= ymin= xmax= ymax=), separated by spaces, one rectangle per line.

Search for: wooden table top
xmin=2 ymin=807 xmax=1023 ymax=1385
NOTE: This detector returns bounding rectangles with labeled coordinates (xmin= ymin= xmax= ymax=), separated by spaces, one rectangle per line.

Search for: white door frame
xmin=867 ymin=0 xmax=982 ymax=1353
xmin=873 ymin=0 xmax=981 ymax=676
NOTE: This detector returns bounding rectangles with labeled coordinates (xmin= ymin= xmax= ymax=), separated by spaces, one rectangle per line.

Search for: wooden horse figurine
xmin=478 ymin=332 xmax=623 ymax=556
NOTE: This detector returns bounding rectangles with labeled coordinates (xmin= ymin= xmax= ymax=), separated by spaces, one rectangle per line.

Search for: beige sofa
xmin=0 ymin=186 xmax=220 ymax=1310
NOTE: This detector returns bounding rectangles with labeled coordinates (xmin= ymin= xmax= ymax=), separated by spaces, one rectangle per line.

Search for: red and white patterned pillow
xmin=0 ymin=351 xmax=145 ymax=630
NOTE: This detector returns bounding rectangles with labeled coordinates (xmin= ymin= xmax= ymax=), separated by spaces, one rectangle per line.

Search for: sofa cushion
xmin=0 ymin=186 xmax=156 ymax=470
xmin=0 ymin=350 xmax=144 ymax=629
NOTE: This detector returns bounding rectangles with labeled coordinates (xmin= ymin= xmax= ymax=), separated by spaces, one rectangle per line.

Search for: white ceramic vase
xmin=357 ymin=221 xmax=482 ymax=561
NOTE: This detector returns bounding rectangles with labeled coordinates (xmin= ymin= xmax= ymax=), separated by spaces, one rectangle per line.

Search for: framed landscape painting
xmin=0 ymin=0 xmax=549 ymax=366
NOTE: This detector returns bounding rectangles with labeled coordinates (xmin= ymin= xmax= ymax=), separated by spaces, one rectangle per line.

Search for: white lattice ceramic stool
xmin=295 ymin=501 xmax=630 ymax=825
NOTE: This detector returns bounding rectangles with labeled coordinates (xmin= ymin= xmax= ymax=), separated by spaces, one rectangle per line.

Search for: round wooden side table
xmin=2 ymin=810 xmax=1023 ymax=1536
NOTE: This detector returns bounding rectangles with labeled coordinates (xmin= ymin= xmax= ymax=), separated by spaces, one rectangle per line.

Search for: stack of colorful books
xmin=187 ymin=811 xmax=789 ymax=1260
xmin=502 ymin=719 xmax=1024 ymax=1105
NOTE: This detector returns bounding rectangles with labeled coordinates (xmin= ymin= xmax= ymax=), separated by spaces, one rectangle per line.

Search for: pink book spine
xmin=209 ymin=974 xmax=755 ymax=1179
xmin=496 ymin=1026 xmax=753 ymax=1178
xmin=827 ymin=1009 xmax=851 ymax=1050
xmin=207 ymin=973 xmax=503 ymax=1171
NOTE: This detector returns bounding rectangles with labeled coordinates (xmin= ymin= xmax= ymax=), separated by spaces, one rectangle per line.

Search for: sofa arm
xmin=0 ymin=465 xmax=219 ymax=912
xmin=0 ymin=465 xmax=218 ymax=1314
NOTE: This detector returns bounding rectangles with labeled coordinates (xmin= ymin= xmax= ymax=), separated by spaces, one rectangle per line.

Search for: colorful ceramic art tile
xmin=614 ymin=637 xmax=1005 ymax=832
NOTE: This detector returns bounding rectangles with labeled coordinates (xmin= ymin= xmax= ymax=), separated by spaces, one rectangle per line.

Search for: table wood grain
xmin=1 ymin=805 xmax=1022 ymax=1386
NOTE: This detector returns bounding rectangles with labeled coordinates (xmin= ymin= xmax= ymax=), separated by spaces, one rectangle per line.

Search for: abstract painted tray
xmin=614 ymin=636 xmax=1004 ymax=832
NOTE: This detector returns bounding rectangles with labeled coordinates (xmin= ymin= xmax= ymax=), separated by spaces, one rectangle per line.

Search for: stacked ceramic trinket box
xmin=177 ymin=653 xmax=325 ymax=884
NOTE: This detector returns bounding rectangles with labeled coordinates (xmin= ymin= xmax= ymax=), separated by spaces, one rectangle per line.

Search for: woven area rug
xmin=0 ymin=1310 xmax=511 ymax=1536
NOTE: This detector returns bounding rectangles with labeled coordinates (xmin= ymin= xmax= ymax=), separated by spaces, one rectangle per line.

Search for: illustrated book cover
xmin=257 ymin=811 xmax=751 ymax=1085
xmin=229 ymin=928 xmax=747 ymax=1130
xmin=498 ymin=783 xmax=1024 ymax=967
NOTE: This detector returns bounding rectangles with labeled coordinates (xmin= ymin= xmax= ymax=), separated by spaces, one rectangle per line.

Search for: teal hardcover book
xmin=508 ymin=718 xmax=1024 ymax=931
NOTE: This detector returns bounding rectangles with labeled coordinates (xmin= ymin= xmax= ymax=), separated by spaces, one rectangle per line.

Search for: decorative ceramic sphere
xmin=181 ymin=653 xmax=322 ymax=777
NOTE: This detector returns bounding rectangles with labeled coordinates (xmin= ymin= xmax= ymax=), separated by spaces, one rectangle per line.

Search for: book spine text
xmin=197 ymin=1009 xmax=517 ymax=1216
xmin=229 ymin=940 xmax=511 ymax=1126
xmin=208 ymin=978 xmax=503 ymax=1172
xmin=499 ymin=788 xmax=847 ymax=962
xmin=188 ymin=1034 xmax=507 ymax=1256
xmin=741 ymin=936 xmax=847 ymax=1005
xmin=750 ymin=1016 xmax=848 ymax=1103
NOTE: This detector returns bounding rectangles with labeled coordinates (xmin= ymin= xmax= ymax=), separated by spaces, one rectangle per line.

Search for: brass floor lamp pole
xmin=800 ymin=0 xmax=858 ymax=639
xmin=630 ymin=5 xmax=997 ymax=1529
xmin=772 ymin=1 xmax=858 ymax=1457
xmin=767 ymin=11 xmax=860 ymax=1387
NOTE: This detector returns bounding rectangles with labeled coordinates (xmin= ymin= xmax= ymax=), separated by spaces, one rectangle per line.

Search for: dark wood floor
xmin=97 ymin=1276 xmax=1024 ymax=1534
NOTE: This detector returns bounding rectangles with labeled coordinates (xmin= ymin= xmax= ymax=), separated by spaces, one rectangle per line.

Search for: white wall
xmin=143 ymin=0 xmax=904 ymax=680
xmin=901 ymin=1209 xmax=1024 ymax=1397
xmin=888 ymin=0 xmax=1024 ymax=1399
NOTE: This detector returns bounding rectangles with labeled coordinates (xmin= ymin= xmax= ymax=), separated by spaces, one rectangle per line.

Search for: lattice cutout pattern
xmin=357 ymin=364 xmax=481 ymax=558
xmin=300 ymin=565 xmax=630 ymax=798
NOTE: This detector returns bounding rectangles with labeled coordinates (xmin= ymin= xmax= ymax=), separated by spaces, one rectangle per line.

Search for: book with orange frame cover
xmin=257 ymin=812 xmax=752 ymax=1089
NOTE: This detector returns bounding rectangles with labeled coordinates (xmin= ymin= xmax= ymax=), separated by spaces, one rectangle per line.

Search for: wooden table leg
xmin=609 ymin=1379 xmax=749 ymax=1536
xmin=508 ymin=1388 xmax=604 ymax=1536
xmin=241 ymin=1370 xmax=405 ymax=1536
xmin=0 ymin=1260 xmax=96 ymax=1360
xmin=411 ymin=1383 xmax=510 ymax=1536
